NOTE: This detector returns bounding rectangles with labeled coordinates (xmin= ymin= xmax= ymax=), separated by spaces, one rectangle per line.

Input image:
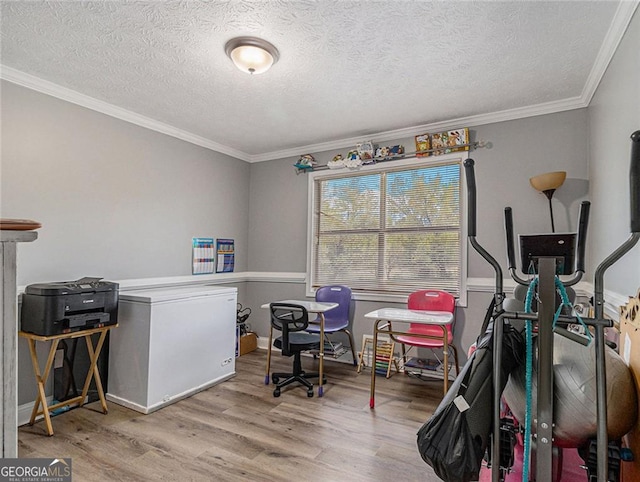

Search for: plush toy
xmin=344 ymin=151 xmax=362 ymax=169
xmin=431 ymin=134 xmax=445 ymax=155
xmin=327 ymin=154 xmax=345 ymax=169
xmin=294 ymin=154 xmax=316 ymax=170
xmin=376 ymin=146 xmax=390 ymax=159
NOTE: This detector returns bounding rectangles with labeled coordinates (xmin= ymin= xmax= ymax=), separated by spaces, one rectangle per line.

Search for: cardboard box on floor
xmin=239 ymin=332 xmax=257 ymax=355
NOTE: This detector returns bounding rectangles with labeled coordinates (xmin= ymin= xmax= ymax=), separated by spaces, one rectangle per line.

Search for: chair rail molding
xmin=17 ymin=272 xmax=627 ymax=322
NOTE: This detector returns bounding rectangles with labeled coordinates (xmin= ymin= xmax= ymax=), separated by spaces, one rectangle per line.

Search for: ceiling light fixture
xmin=224 ymin=37 xmax=279 ymax=75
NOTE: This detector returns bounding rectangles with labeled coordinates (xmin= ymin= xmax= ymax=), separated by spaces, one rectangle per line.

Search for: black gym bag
xmin=417 ymin=316 xmax=524 ymax=482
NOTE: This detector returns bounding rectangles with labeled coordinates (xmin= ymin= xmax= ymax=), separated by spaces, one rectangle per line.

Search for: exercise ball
xmin=502 ymin=333 xmax=637 ymax=448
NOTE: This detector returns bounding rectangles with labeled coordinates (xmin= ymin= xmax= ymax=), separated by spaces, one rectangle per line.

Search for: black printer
xmin=21 ymin=277 xmax=118 ymax=336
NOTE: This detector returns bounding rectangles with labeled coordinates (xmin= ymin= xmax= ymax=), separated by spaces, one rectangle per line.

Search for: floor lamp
xmin=529 ymin=171 xmax=566 ymax=233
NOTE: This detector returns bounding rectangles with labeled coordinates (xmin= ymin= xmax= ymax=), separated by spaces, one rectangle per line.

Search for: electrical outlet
xmin=221 ymin=357 xmax=233 ymax=366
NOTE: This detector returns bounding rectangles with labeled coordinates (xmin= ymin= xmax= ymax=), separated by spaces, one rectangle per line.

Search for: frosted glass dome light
xmin=225 ymin=37 xmax=279 ymax=75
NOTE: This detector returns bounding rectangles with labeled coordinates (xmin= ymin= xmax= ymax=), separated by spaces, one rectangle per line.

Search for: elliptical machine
xmin=463 ymin=130 xmax=640 ymax=481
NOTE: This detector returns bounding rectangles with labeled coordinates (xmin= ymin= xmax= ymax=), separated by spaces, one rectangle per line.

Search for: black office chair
xmin=270 ymin=303 xmax=322 ymax=398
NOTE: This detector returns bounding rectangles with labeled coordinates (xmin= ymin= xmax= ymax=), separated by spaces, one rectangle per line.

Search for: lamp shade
xmin=529 ymin=171 xmax=566 ymax=192
xmin=225 ymin=37 xmax=279 ymax=74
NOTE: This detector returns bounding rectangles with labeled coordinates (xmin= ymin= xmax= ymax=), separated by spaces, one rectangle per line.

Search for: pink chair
xmin=395 ymin=290 xmax=459 ymax=392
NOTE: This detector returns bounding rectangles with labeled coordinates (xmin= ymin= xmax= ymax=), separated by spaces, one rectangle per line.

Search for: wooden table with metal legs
xmin=262 ymin=300 xmax=338 ymax=397
xmin=19 ymin=324 xmax=117 ymax=435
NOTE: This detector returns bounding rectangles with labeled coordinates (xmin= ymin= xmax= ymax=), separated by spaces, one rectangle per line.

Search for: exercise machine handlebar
xmin=592 ymin=130 xmax=640 ymax=481
xmin=595 ymin=130 xmax=640 ymax=313
xmin=464 ymin=159 xmax=478 ymax=237
xmin=631 ymin=130 xmax=640 ymax=233
xmin=505 ymin=207 xmax=516 ymax=271
xmin=504 ymin=207 xmax=532 ymax=286
xmin=576 ymin=201 xmax=590 ymax=273
xmin=464 ymin=159 xmax=504 ymax=299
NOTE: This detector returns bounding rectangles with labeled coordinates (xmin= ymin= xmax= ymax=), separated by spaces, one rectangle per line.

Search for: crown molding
xmin=2 ymin=0 xmax=635 ymax=165
xmin=581 ymin=0 xmax=639 ymax=106
xmin=247 ymin=96 xmax=588 ymax=162
xmin=0 ymin=65 xmax=591 ymax=164
xmin=0 ymin=65 xmax=251 ymax=162
xmin=0 ymin=66 xmax=589 ymax=164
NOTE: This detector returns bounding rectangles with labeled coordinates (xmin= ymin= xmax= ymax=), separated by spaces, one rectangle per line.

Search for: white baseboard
xmin=18 ymin=396 xmax=53 ymax=427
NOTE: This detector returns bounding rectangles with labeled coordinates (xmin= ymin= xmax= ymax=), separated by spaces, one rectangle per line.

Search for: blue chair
xmin=306 ymin=285 xmax=357 ymax=366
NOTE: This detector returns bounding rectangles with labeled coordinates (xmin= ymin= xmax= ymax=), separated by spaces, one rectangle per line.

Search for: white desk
xmin=364 ymin=308 xmax=454 ymax=408
xmin=261 ymin=300 xmax=338 ymax=397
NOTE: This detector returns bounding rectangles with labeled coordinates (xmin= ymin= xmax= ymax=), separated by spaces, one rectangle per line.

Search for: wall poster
xmin=216 ymin=238 xmax=235 ymax=273
xmin=192 ymin=237 xmax=215 ymax=274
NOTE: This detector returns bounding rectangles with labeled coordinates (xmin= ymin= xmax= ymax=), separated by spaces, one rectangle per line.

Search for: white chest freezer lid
xmin=119 ymin=285 xmax=237 ymax=303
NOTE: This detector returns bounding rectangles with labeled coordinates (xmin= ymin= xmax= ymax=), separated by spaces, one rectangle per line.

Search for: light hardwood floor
xmin=18 ymin=350 xmax=446 ymax=481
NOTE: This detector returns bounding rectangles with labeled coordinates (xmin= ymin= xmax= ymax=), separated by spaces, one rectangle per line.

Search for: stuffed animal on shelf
xmin=375 ymin=146 xmax=390 ymax=159
xmin=294 ymin=154 xmax=316 ymax=170
xmin=327 ymin=154 xmax=345 ymax=169
xmin=344 ymin=151 xmax=362 ymax=170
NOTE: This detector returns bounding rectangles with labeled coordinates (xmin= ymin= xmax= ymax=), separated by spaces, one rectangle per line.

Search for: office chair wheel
xmin=273 ymin=388 xmax=281 ymax=397
xmin=307 ymin=389 xmax=314 ymax=398
xmin=272 ymin=376 xmax=280 ymax=384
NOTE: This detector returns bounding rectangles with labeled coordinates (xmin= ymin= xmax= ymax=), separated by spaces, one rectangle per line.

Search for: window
xmin=308 ymin=155 xmax=464 ymax=298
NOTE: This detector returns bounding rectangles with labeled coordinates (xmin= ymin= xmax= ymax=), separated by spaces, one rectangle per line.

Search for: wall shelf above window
xmin=295 ymin=140 xmax=491 ymax=174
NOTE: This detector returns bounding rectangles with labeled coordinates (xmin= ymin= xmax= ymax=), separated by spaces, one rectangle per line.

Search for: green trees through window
xmin=311 ymin=161 xmax=461 ymax=295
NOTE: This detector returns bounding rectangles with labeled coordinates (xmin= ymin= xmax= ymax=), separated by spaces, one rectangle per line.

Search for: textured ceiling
xmin=0 ymin=1 xmax=628 ymax=160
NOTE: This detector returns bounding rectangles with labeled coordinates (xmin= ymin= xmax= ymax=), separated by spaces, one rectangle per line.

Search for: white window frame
xmin=306 ymin=151 xmax=468 ymax=305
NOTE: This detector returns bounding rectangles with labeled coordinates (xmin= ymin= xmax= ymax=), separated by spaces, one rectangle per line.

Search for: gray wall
xmin=1 ymin=81 xmax=251 ymax=405
xmin=464 ymin=111 xmax=590 ymax=278
xmin=588 ymin=8 xmax=640 ymax=297
xmin=248 ymin=110 xmax=590 ymax=276
xmin=247 ymin=109 xmax=591 ymax=358
xmin=248 ymin=157 xmax=309 ymax=271
xmin=1 ymin=81 xmax=251 ymax=285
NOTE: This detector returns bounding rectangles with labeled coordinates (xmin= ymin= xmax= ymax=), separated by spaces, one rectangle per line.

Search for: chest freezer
xmin=107 ymin=285 xmax=237 ymax=414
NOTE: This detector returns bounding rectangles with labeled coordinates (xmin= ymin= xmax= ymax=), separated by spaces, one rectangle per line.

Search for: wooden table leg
xmin=82 ymin=330 xmax=109 ymax=413
xmin=27 ymin=338 xmax=59 ymax=436
xmin=265 ymin=325 xmax=273 ymax=385
xmin=26 ymin=339 xmax=41 ymax=425
xmin=318 ymin=313 xmax=325 ymax=397
xmin=369 ymin=320 xmax=381 ymax=409
xmin=357 ymin=337 xmax=370 ymax=373
xmin=442 ymin=326 xmax=449 ymax=395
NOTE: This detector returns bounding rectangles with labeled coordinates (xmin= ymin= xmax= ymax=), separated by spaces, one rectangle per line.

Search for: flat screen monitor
xmin=519 ymin=233 xmax=576 ymax=275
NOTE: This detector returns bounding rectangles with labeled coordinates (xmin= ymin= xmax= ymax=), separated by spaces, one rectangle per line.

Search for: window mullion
xmin=378 ymin=171 xmax=387 ymax=282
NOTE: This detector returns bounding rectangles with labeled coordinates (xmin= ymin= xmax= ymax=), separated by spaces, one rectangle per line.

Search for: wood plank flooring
xmin=18 ymin=350 xmax=447 ymax=481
